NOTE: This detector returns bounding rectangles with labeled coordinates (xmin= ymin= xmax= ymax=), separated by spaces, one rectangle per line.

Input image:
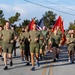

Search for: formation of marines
xmin=0 ymin=21 xmax=75 ymax=71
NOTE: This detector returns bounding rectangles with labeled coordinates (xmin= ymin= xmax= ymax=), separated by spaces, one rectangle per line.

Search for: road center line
xmin=50 ymin=62 xmax=53 ymax=75
xmin=42 ymin=60 xmax=48 ymax=75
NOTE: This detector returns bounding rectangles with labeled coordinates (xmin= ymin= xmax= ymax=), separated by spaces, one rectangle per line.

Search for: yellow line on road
xmin=50 ymin=62 xmax=53 ymax=75
xmin=42 ymin=60 xmax=48 ymax=75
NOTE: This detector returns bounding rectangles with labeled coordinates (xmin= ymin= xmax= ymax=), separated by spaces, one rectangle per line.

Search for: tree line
xmin=0 ymin=10 xmax=74 ymax=34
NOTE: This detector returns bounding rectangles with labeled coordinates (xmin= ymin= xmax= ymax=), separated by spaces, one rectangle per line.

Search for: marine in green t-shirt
xmin=18 ymin=32 xmax=25 ymax=50
xmin=66 ymin=33 xmax=75 ymax=63
xmin=22 ymin=26 xmax=30 ymax=64
xmin=50 ymin=34 xmax=61 ymax=48
xmin=1 ymin=29 xmax=17 ymax=54
xmin=29 ymin=24 xmax=43 ymax=70
xmin=1 ymin=22 xmax=17 ymax=70
xmin=41 ymin=26 xmax=49 ymax=53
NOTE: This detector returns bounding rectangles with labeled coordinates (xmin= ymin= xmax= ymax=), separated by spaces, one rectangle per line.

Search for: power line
xmin=24 ymin=0 xmax=75 ymax=16
xmin=45 ymin=0 xmax=75 ymax=11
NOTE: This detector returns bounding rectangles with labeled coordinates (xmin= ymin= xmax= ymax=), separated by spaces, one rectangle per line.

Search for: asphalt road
xmin=0 ymin=45 xmax=75 ymax=75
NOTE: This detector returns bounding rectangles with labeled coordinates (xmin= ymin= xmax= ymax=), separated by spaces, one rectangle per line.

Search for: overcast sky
xmin=0 ymin=0 xmax=75 ymax=29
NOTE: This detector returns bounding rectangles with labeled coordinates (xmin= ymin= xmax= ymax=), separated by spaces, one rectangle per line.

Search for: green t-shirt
xmin=29 ymin=30 xmax=43 ymax=43
xmin=50 ymin=34 xmax=61 ymax=45
xmin=1 ymin=29 xmax=16 ymax=43
xmin=66 ymin=33 xmax=70 ymax=38
xmin=67 ymin=37 xmax=75 ymax=46
xmin=41 ymin=30 xmax=48 ymax=40
xmin=18 ymin=32 xmax=25 ymax=43
xmin=23 ymin=31 xmax=30 ymax=43
xmin=38 ymin=31 xmax=44 ymax=44
xmin=57 ymin=30 xmax=62 ymax=38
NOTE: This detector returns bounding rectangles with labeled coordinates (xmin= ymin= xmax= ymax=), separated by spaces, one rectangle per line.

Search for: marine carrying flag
xmin=29 ymin=19 xmax=35 ymax=30
xmin=52 ymin=16 xmax=66 ymax=45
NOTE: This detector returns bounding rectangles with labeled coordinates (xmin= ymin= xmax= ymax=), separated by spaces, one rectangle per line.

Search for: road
xmin=0 ymin=45 xmax=75 ymax=75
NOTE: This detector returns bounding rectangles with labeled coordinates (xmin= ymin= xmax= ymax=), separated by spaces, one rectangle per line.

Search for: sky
xmin=0 ymin=0 xmax=75 ymax=29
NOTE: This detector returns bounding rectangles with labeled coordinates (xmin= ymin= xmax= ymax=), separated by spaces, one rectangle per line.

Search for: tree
xmin=69 ymin=20 xmax=75 ymax=30
xmin=9 ymin=12 xmax=20 ymax=24
xmin=43 ymin=11 xmax=56 ymax=28
xmin=0 ymin=10 xmax=7 ymax=26
xmin=0 ymin=10 xmax=4 ymax=19
xmin=21 ymin=19 xmax=30 ymax=27
xmin=16 ymin=26 xmax=22 ymax=35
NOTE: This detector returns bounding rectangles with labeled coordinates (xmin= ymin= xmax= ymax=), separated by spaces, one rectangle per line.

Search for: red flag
xmin=52 ymin=16 xmax=62 ymax=32
xmin=59 ymin=21 xmax=64 ymax=34
xmin=29 ymin=19 xmax=35 ymax=30
xmin=60 ymin=21 xmax=66 ymax=45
